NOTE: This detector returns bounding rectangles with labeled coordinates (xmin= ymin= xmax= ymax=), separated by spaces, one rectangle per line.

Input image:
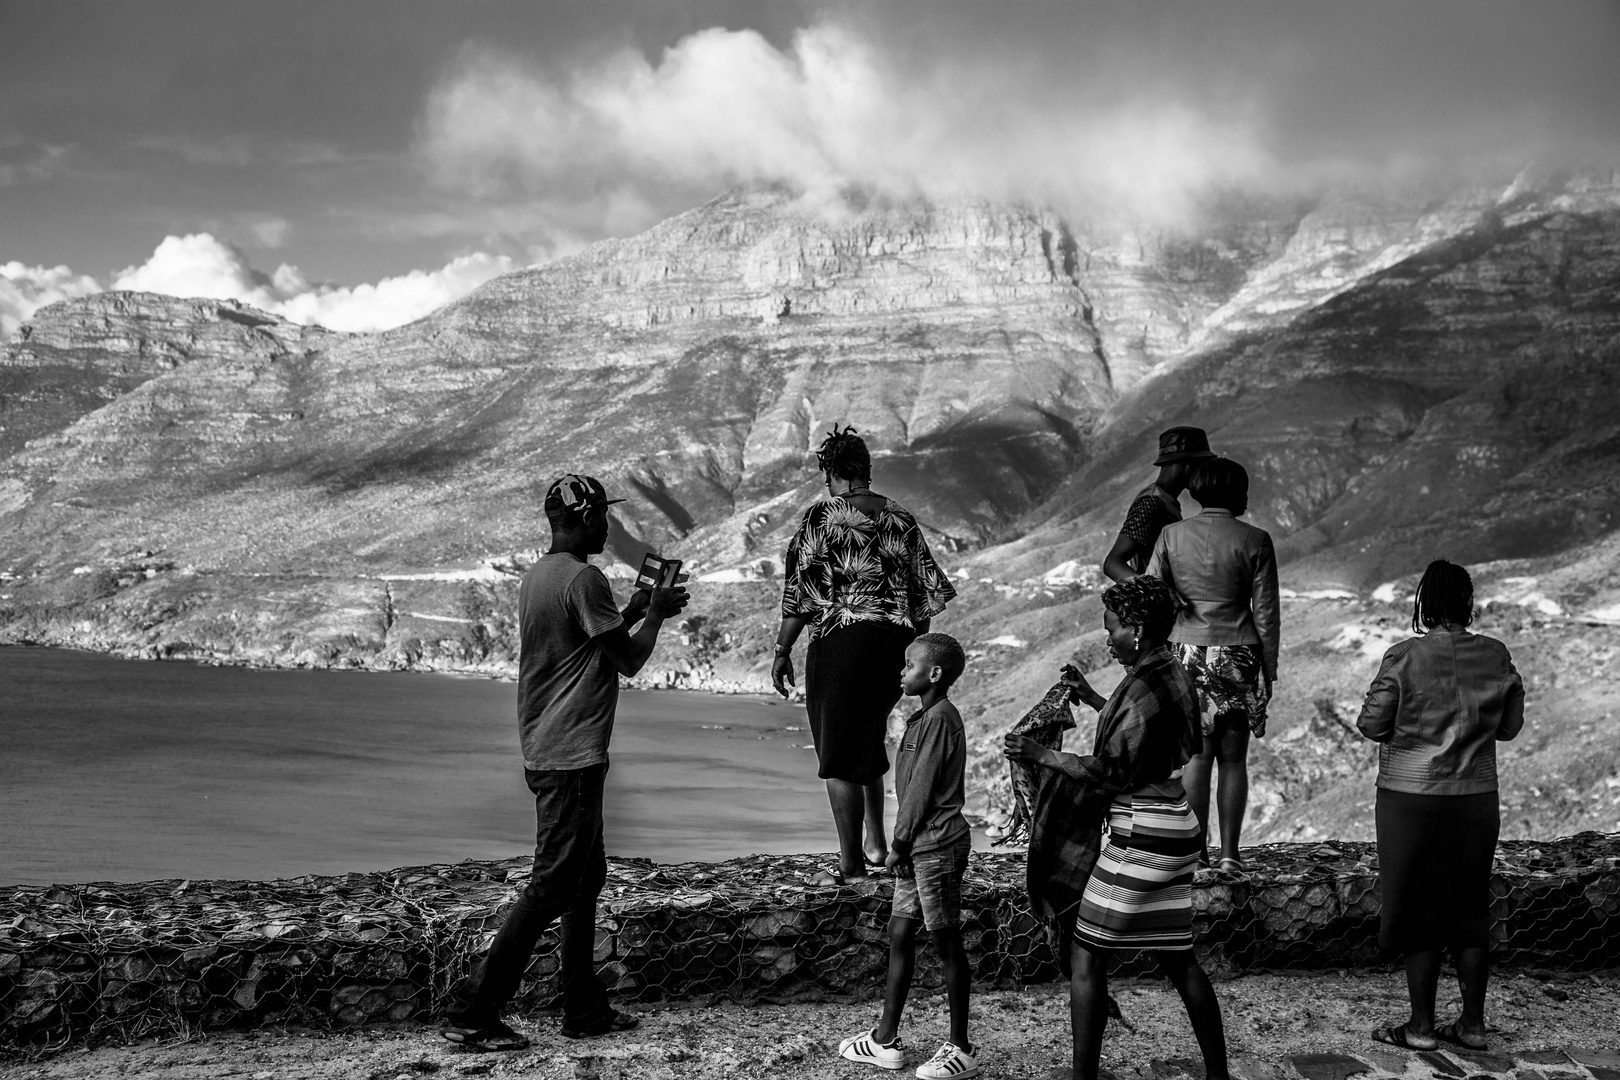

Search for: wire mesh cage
xmin=3 ymin=835 xmax=1617 ymax=1054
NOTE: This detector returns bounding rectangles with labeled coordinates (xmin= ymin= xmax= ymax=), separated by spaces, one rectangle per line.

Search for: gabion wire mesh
xmin=2 ymin=835 xmax=1617 ymax=1053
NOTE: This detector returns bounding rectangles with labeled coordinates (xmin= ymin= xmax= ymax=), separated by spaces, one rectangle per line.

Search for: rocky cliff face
xmin=4 ymin=176 xmax=1620 ymax=843
xmin=980 ymin=172 xmax=1620 ymax=596
xmin=0 ymin=187 xmax=1314 ymax=578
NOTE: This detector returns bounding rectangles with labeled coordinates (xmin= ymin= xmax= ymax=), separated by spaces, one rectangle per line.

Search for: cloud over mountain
xmin=420 ymin=23 xmax=1270 ymax=235
xmin=2 ymin=235 xmax=516 ymax=337
xmin=417 ymin=4 xmax=1620 ymax=250
xmin=1 ymin=261 xmax=102 ymax=337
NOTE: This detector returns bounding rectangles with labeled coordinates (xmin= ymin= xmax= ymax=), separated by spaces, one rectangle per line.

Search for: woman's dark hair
xmin=1412 ymin=559 xmax=1475 ymax=633
xmin=1189 ymin=457 xmax=1249 ymax=514
xmin=814 ymin=424 xmax=871 ymax=483
xmin=1101 ymin=575 xmax=1178 ymax=642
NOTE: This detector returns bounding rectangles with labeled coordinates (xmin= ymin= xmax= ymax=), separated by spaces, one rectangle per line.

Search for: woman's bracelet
xmin=773 ymin=643 xmax=791 ymax=656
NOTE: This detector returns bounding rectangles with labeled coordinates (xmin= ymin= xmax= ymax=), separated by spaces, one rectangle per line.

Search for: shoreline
xmin=0 ymin=638 xmax=780 ymax=696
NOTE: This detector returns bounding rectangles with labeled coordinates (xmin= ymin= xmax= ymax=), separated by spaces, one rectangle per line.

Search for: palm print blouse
xmin=780 ymin=497 xmax=957 ymax=641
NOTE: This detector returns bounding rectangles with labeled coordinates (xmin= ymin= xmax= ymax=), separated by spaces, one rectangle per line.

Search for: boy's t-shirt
xmin=517 ymin=552 xmax=625 ymax=772
xmin=892 ymin=699 xmax=971 ymax=855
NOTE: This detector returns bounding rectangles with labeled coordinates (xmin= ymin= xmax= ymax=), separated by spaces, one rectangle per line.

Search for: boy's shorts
xmin=891 ymin=835 xmax=972 ymax=931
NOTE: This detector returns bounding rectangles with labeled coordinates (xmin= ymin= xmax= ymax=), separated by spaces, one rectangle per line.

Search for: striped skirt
xmin=1074 ymin=789 xmax=1202 ymax=951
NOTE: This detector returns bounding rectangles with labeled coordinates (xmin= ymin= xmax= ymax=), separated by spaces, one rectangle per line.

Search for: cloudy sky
xmin=3 ymin=0 xmax=1618 ymax=335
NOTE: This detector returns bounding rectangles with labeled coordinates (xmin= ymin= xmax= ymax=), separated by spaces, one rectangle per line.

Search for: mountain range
xmin=4 ymin=174 xmax=1619 ymax=844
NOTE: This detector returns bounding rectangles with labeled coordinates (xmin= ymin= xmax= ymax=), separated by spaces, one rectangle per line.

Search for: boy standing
xmin=839 ymin=632 xmax=979 ymax=1079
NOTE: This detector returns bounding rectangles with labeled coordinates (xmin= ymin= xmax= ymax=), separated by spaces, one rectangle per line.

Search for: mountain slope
xmin=3 ymin=178 xmax=1620 ymax=844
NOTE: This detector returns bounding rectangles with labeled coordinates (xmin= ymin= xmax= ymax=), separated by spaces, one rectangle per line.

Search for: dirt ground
xmin=6 ymin=970 xmax=1618 ymax=1080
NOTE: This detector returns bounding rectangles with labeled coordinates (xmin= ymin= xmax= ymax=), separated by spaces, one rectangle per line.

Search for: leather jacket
xmin=1356 ymin=628 xmax=1525 ymax=795
xmin=1147 ymin=509 xmax=1280 ymax=681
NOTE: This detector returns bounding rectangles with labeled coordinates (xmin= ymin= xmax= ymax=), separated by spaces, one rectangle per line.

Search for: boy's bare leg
xmin=863 ymin=778 xmax=888 ymax=865
xmin=1157 ymin=950 xmax=1230 ymax=1080
xmin=874 ymin=915 xmax=917 ymax=1044
xmin=1069 ymin=939 xmax=1110 ymax=1080
xmin=935 ymin=926 xmax=971 ymax=1049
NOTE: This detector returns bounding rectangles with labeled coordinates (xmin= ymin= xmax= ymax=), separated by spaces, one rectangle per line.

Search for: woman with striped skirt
xmin=1006 ymin=576 xmax=1229 ymax=1080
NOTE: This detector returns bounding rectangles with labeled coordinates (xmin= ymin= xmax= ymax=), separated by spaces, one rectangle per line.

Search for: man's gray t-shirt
xmin=518 ymin=553 xmax=624 ymax=771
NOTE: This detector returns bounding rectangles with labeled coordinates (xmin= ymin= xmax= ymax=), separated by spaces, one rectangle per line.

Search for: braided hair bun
xmin=814 ymin=424 xmax=871 ymax=483
xmin=1100 ymin=575 xmax=1178 ymax=641
xmin=1412 ymin=559 xmax=1474 ymax=633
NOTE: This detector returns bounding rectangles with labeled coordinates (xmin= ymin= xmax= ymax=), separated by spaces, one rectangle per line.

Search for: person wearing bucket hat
xmin=1102 ymin=426 xmax=1216 ymax=584
xmin=443 ymin=473 xmax=688 ymax=1052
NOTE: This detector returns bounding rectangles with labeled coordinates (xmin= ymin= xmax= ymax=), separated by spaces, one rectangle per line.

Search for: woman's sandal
xmin=1218 ymin=857 xmax=1246 ymax=875
xmin=1371 ymin=1022 xmax=1439 ymax=1051
xmin=1435 ymin=1021 xmax=1489 ymax=1051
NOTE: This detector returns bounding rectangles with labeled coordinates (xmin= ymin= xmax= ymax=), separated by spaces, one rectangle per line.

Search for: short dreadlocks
xmin=814 ymin=424 xmax=871 ymax=483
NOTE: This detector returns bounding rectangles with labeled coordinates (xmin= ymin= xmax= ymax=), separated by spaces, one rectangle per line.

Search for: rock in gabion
xmin=2 ymin=834 xmax=1616 ymax=1051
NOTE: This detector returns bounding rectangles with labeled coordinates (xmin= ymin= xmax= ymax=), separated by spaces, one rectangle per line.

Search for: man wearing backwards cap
xmin=442 ymin=474 xmax=689 ymax=1052
xmin=1102 ymin=426 xmax=1216 ymax=584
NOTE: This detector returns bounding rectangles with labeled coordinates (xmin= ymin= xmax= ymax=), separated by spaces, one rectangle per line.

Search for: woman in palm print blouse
xmin=772 ymin=426 xmax=957 ymax=886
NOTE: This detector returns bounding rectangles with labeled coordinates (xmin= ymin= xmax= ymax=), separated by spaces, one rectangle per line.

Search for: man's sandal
xmin=440 ymin=1019 xmax=531 ymax=1052
xmin=1435 ymin=1021 xmax=1489 ymax=1050
xmin=1371 ymin=1022 xmax=1439 ymax=1051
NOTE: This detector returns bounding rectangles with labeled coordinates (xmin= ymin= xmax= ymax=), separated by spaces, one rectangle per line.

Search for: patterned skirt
xmin=1174 ymin=642 xmax=1271 ymax=738
xmin=1074 ymin=789 xmax=1202 ymax=952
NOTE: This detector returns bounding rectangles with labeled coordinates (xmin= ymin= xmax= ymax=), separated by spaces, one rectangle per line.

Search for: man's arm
xmin=1102 ymin=533 xmax=1146 ymax=584
xmin=595 ymin=586 xmax=689 ymax=677
xmin=620 ymin=587 xmax=650 ymax=627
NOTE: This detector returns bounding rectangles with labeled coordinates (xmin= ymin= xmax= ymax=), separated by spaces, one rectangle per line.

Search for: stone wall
xmin=2 ymin=835 xmax=1616 ymax=1051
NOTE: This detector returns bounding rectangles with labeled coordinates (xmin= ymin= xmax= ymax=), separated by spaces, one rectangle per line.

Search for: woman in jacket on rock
xmin=1147 ymin=457 xmax=1280 ymax=873
xmin=771 ymin=426 xmax=957 ymax=886
xmin=1358 ymin=559 xmax=1525 ymax=1052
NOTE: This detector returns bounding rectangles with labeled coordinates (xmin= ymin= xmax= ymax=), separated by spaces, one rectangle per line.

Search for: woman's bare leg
xmin=1454 ymin=946 xmax=1488 ymax=1034
xmin=826 ymin=779 xmax=866 ymax=880
xmin=1069 ymin=939 xmax=1110 ymax=1080
xmin=1404 ymin=949 xmax=1442 ymax=1036
xmin=863 ymin=778 xmax=888 ymax=864
xmin=1157 ymin=950 xmax=1230 ymax=1080
xmin=1182 ymin=737 xmax=1217 ymax=862
xmin=1214 ymin=723 xmax=1251 ymax=863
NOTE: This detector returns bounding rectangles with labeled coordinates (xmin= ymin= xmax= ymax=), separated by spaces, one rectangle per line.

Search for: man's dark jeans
xmin=449 ymin=762 xmax=612 ymax=1028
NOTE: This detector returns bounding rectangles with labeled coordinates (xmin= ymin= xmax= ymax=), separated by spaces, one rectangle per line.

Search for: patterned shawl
xmin=780 ymin=497 xmax=956 ymax=641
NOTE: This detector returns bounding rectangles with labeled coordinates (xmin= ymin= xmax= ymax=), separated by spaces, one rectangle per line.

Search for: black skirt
xmin=1376 ymin=788 xmax=1500 ymax=953
xmin=805 ymin=621 xmax=914 ymax=784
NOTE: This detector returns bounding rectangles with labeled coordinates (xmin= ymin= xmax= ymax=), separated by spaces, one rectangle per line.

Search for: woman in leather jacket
xmin=1358 ymin=559 xmax=1525 ymax=1052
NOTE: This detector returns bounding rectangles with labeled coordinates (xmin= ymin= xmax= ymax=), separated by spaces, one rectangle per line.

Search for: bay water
xmin=0 ymin=646 xmax=842 ymax=886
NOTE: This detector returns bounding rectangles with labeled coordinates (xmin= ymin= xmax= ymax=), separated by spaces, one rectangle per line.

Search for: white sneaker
xmin=916 ymin=1040 xmax=979 ymax=1079
xmin=839 ymin=1028 xmax=905 ymax=1071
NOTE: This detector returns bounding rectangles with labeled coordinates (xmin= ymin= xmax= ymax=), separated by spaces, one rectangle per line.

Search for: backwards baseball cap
xmin=544 ymin=473 xmax=624 ymax=516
